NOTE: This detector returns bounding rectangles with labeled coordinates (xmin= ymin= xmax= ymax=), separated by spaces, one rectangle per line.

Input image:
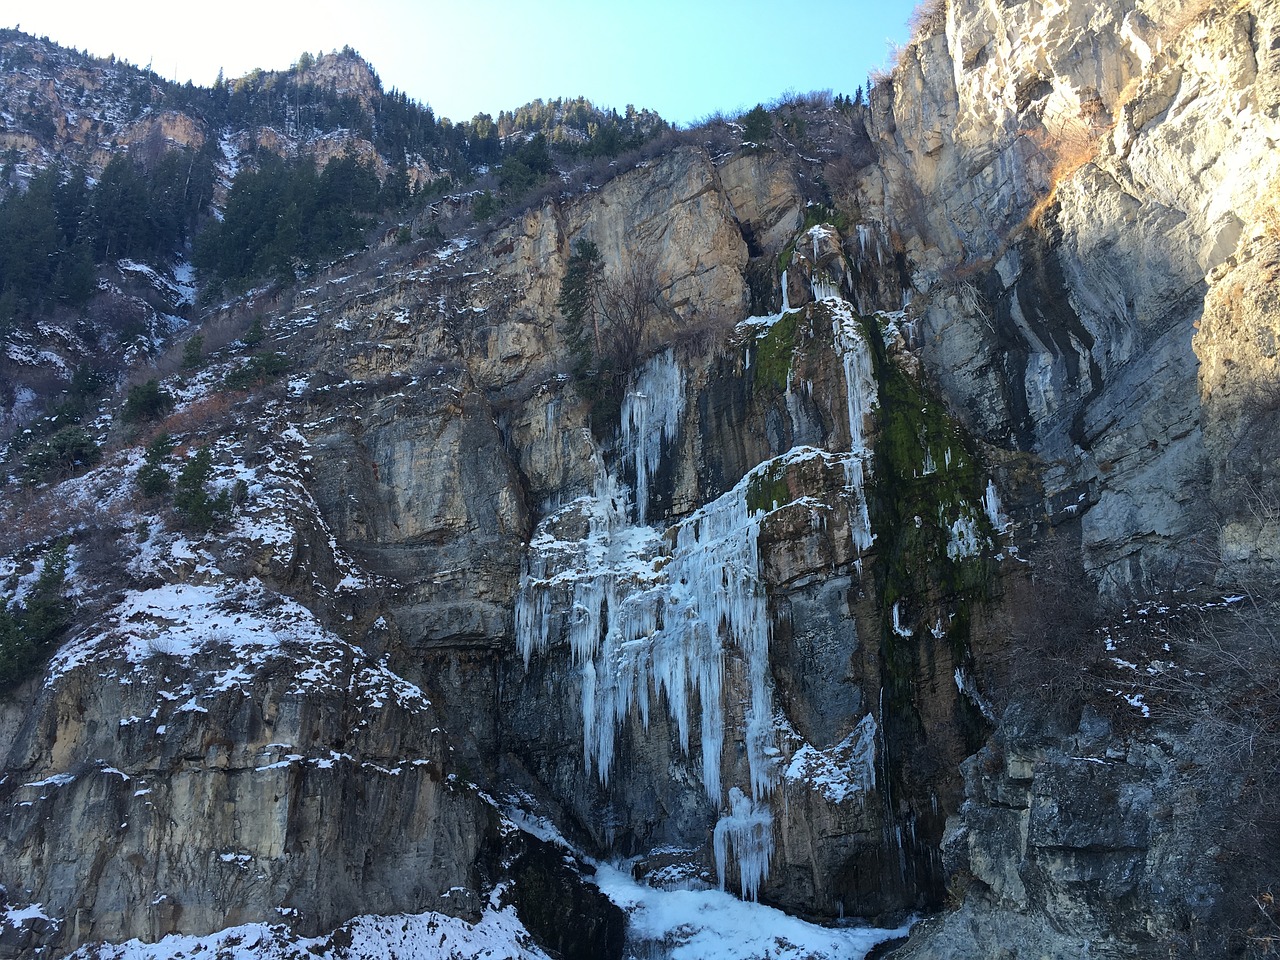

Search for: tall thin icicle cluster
xmin=830 ymin=299 xmax=877 ymax=555
xmin=516 ymin=461 xmax=778 ymax=800
xmin=714 ymin=787 xmax=774 ymax=900
xmin=620 ymin=350 xmax=685 ymax=524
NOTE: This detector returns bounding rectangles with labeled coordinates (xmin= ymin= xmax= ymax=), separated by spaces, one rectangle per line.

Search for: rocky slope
xmin=2 ymin=0 xmax=1279 ymax=958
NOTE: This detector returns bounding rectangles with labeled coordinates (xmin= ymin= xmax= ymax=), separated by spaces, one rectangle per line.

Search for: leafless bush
xmin=1143 ymin=597 xmax=1280 ymax=790
xmin=770 ymin=89 xmax=834 ymax=111
xmin=599 ymin=255 xmax=661 ymax=372
xmin=160 ymin=392 xmax=240 ymax=441
xmin=908 ymin=0 xmax=948 ymax=39
xmin=983 ymin=534 xmax=1102 ymax=723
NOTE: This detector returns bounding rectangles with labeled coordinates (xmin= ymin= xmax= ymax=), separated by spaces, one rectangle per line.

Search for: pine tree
xmin=136 ymin=432 xmax=174 ymax=498
xmin=557 ymin=239 xmax=604 ymax=373
xmin=174 ymin=446 xmax=230 ymax=532
xmin=122 ymin=379 xmax=174 ymax=424
xmin=741 ymin=105 xmax=773 ymax=146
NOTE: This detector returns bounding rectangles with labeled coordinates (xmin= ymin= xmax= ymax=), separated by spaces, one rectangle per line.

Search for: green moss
xmin=777 ymin=242 xmax=795 ymax=275
xmin=861 ymin=315 xmax=997 ymax=714
xmin=752 ymin=311 xmax=799 ymax=393
xmin=746 ymin=461 xmax=792 ymax=514
xmin=802 ymin=203 xmax=852 ymax=235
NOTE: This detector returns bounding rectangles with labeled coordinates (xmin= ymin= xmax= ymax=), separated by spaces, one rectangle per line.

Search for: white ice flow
xmin=517 ymin=292 xmax=884 ymax=900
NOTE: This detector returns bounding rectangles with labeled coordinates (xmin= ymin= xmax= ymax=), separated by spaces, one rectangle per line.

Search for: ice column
xmin=621 ymin=350 xmax=685 ymax=524
xmin=714 ymin=787 xmax=774 ymax=900
xmin=831 ymin=300 xmax=877 ymax=553
xmin=666 ymin=481 xmax=774 ymax=801
xmin=983 ymin=479 xmax=1011 ymax=534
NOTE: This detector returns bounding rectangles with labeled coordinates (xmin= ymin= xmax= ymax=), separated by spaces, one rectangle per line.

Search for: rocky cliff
xmin=2 ymin=0 xmax=1278 ymax=958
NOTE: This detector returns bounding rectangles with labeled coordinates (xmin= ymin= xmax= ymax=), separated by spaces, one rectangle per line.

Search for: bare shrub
xmin=984 ymin=534 xmax=1102 ymax=723
xmin=599 ymin=254 xmax=662 ymax=373
xmin=1025 ymin=119 xmax=1107 ymax=226
xmin=908 ymin=0 xmax=948 ymax=39
xmin=159 ymin=392 xmax=239 ymax=440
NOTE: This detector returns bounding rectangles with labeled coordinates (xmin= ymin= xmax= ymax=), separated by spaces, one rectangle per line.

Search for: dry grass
xmin=1025 ymin=119 xmax=1108 ymax=227
xmin=159 ymin=392 xmax=240 ymax=441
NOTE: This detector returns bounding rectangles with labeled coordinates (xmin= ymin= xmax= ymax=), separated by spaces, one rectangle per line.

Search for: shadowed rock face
xmin=3 ymin=0 xmax=1280 ymax=957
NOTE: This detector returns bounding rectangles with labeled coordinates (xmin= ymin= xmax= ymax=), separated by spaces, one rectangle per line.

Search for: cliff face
xmin=2 ymin=1 xmax=1278 ymax=958
xmin=875 ymin=0 xmax=1280 ymax=594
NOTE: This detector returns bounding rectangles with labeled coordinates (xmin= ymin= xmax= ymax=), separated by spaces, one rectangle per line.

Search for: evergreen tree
xmin=0 ymin=603 xmax=34 ymax=690
xmin=136 ymin=431 xmax=173 ymax=498
xmin=0 ymin=540 xmax=72 ymax=689
xmin=557 ymin=239 xmax=604 ymax=373
xmin=173 ymin=445 xmax=231 ymax=532
xmin=741 ymin=105 xmax=773 ymax=146
xmin=122 ymin=379 xmax=174 ymax=424
xmin=182 ymin=333 xmax=204 ymax=370
xmin=20 ymin=541 xmax=71 ymax=649
xmin=22 ymin=427 xmax=101 ymax=483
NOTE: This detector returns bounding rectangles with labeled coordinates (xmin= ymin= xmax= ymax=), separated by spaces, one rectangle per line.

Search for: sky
xmin=6 ymin=1 xmax=919 ymax=126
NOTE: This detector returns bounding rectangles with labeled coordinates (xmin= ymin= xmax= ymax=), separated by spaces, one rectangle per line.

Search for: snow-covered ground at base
xmin=595 ymin=864 xmax=913 ymax=960
xmin=60 ymin=871 xmax=911 ymax=960
xmin=69 ymin=903 xmax=552 ymax=960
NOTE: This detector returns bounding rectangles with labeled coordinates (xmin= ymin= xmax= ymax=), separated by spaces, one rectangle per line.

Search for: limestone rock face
xmin=861 ymin=0 xmax=1280 ymax=592
xmin=0 ymin=598 xmax=497 ymax=947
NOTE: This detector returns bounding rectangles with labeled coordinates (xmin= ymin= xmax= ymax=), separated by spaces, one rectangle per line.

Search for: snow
xmin=67 ymin=904 xmax=553 ymax=960
xmin=22 ymin=773 xmax=76 ymax=789
xmin=52 ymin=580 xmax=330 ymax=669
xmin=784 ymin=714 xmax=878 ymax=804
xmin=595 ymin=864 xmax=913 ymax=960
xmin=2 ymin=902 xmax=56 ymax=930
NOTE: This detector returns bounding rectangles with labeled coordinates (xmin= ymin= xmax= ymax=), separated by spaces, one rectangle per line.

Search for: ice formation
xmin=983 ymin=479 xmax=1011 ymax=533
xmin=516 ymin=285 xmax=890 ymax=902
xmin=620 ymin=350 xmax=684 ymax=524
xmin=713 ymin=787 xmax=774 ymax=900
xmin=946 ymin=509 xmax=983 ymax=560
xmin=515 ymin=463 xmax=776 ymax=801
xmin=830 ymin=300 xmax=877 ymax=554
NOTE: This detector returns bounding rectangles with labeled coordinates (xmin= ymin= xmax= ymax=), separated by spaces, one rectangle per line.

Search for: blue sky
xmin=8 ymin=1 xmax=919 ymax=125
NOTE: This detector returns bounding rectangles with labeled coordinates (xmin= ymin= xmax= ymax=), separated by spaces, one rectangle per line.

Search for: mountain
xmin=1 ymin=0 xmax=1279 ymax=958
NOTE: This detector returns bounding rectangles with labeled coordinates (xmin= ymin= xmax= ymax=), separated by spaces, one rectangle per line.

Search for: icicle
xmin=946 ymin=509 xmax=983 ymax=560
xmin=780 ymin=270 xmax=790 ymax=313
xmin=515 ymin=458 xmax=781 ymax=801
xmin=620 ymin=350 xmax=685 ymax=524
xmin=714 ymin=787 xmax=773 ymax=901
xmin=812 ymin=276 xmax=841 ymax=302
xmin=892 ymin=602 xmax=912 ymax=638
xmin=983 ymin=479 xmax=1011 ymax=534
xmin=830 ymin=300 xmax=877 ymax=555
